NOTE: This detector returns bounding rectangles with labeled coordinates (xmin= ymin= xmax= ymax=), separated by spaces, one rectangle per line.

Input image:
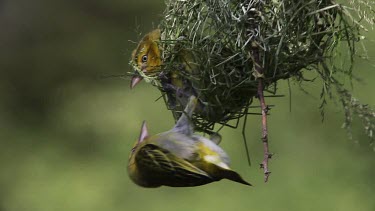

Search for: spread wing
xmin=136 ymin=144 xmax=213 ymax=187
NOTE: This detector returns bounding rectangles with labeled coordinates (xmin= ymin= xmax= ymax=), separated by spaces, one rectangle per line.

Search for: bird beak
xmin=138 ymin=121 xmax=149 ymax=143
xmin=130 ymin=74 xmax=143 ymax=89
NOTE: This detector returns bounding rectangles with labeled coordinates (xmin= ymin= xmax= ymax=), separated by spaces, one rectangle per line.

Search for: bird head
xmin=130 ymin=29 xmax=162 ymax=89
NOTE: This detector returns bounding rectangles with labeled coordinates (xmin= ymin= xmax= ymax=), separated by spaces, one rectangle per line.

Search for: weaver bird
xmin=127 ymin=96 xmax=251 ymax=187
xmin=130 ymin=29 xmax=199 ymax=104
xmin=130 ymin=29 xmax=163 ymax=89
xmin=130 ymin=28 xmax=198 ymax=87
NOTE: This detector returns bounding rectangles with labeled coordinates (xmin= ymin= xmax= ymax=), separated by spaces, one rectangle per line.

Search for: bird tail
xmin=222 ymin=169 xmax=252 ymax=186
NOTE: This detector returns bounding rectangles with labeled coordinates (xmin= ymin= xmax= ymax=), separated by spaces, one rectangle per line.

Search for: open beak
xmin=130 ymin=74 xmax=143 ymax=89
xmin=138 ymin=121 xmax=149 ymax=143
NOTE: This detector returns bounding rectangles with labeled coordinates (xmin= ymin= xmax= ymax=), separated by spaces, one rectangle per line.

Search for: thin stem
xmin=257 ymin=78 xmax=271 ymax=182
xmin=251 ymin=43 xmax=272 ymax=182
xmin=242 ymin=104 xmax=252 ymax=166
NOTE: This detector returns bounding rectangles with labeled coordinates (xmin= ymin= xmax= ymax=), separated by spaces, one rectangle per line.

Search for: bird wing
xmin=136 ymin=144 xmax=213 ymax=187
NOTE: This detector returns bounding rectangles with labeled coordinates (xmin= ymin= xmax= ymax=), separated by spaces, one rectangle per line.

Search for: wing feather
xmin=135 ymin=144 xmax=213 ymax=187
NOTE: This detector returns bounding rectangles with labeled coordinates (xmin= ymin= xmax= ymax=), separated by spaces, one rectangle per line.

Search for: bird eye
xmin=141 ymin=55 xmax=148 ymax=63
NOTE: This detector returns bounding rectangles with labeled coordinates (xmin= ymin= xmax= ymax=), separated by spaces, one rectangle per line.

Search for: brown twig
xmin=258 ymin=80 xmax=271 ymax=182
xmin=251 ymin=43 xmax=272 ymax=183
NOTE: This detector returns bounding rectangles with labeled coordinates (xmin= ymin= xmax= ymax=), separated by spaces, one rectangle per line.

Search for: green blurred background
xmin=1 ymin=1 xmax=374 ymax=211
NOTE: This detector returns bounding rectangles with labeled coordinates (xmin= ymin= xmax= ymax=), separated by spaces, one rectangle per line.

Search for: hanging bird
xmin=130 ymin=29 xmax=163 ymax=89
xmin=129 ymin=29 xmax=220 ymax=123
xmin=127 ymin=96 xmax=251 ymax=187
xmin=130 ymin=29 xmax=197 ymax=89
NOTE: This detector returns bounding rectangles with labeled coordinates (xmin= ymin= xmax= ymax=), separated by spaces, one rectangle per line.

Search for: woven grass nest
xmin=130 ymin=0 xmax=374 ymax=138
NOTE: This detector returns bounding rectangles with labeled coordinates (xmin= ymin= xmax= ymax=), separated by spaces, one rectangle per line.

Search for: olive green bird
xmin=127 ymin=96 xmax=251 ymax=187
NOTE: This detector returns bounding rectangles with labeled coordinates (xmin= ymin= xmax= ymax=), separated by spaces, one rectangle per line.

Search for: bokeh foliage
xmin=0 ymin=1 xmax=375 ymax=211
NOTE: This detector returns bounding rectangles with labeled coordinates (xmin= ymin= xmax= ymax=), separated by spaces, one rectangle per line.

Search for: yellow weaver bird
xmin=130 ymin=29 xmax=163 ymax=89
xmin=127 ymin=96 xmax=251 ymax=187
xmin=130 ymin=29 xmax=207 ymax=118
xmin=130 ymin=29 xmax=197 ymax=89
xmin=130 ymin=29 xmax=198 ymax=92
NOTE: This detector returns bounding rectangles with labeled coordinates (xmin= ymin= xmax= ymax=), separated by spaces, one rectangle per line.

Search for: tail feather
xmin=221 ymin=169 xmax=252 ymax=186
xmin=194 ymin=159 xmax=252 ymax=186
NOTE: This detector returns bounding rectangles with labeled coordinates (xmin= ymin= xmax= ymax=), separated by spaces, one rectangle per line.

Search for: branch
xmin=251 ymin=43 xmax=272 ymax=183
xmin=258 ymin=79 xmax=272 ymax=182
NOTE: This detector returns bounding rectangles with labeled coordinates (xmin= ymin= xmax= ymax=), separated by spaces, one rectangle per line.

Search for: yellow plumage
xmin=130 ymin=29 xmax=197 ymax=89
xmin=130 ymin=29 xmax=162 ymax=88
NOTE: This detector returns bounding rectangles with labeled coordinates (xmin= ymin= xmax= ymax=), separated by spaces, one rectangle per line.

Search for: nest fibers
xmin=132 ymin=0 xmax=374 ymax=134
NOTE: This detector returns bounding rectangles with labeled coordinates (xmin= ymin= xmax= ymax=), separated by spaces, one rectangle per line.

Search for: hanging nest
xmin=130 ymin=0 xmax=374 ymax=139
